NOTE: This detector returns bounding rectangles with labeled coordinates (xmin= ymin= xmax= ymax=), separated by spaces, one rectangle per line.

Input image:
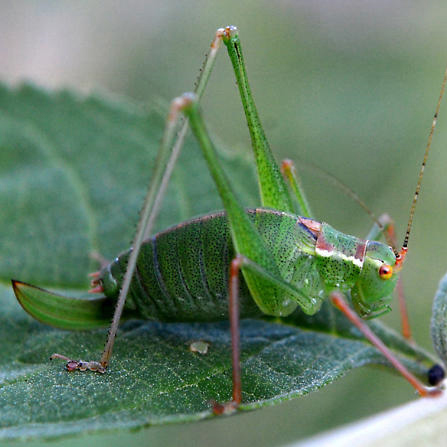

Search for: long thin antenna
xmin=396 ymin=66 xmax=447 ymax=267
xmin=294 ymin=159 xmax=397 ymax=249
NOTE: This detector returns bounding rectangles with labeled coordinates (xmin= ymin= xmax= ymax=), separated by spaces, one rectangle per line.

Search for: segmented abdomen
xmin=104 ymin=208 xmax=328 ymax=321
xmin=107 ymin=211 xmax=262 ymax=322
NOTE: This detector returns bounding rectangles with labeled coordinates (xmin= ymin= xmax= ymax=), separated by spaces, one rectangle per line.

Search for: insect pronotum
xmin=12 ymin=26 xmax=447 ymax=414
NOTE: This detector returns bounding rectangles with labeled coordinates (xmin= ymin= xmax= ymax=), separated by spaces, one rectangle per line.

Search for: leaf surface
xmin=0 ymin=84 xmax=436 ymax=440
xmin=431 ymin=273 xmax=447 ymax=365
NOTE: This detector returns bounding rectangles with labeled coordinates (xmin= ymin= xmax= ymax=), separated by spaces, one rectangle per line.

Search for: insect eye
xmin=379 ymin=264 xmax=393 ymax=280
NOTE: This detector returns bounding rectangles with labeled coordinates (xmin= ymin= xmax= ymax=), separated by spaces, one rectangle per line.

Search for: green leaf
xmin=0 ymin=84 xmax=437 ymax=440
xmin=0 ymin=84 xmax=257 ymax=288
xmin=431 ymin=272 xmax=447 ymax=365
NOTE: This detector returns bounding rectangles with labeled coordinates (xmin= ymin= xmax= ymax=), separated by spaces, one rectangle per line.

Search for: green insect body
xmin=100 ymin=210 xmax=396 ymax=322
xmin=15 ymin=208 xmax=397 ymax=328
xmin=12 ymin=26 xmax=446 ymax=408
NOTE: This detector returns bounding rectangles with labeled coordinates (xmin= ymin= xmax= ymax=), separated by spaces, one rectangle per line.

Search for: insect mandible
xmin=12 ymin=26 xmax=447 ymax=414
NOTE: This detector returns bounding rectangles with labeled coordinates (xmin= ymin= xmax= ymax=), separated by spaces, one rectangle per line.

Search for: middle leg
xmin=212 ymin=255 xmax=243 ymax=415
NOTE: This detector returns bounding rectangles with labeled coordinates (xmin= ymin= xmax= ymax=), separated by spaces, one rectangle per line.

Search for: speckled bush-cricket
xmin=12 ymin=26 xmax=447 ymax=413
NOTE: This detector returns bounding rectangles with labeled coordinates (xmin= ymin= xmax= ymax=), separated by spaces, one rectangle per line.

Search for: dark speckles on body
xmin=151 ymin=236 xmax=172 ymax=308
xmin=110 ymin=211 xmax=261 ymax=322
xmin=105 ymin=209 xmax=352 ymax=322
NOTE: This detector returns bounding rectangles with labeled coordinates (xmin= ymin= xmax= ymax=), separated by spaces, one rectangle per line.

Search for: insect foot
xmin=430 ymin=272 xmax=447 ymax=392
xmin=330 ymin=292 xmax=445 ymax=398
xmin=50 ymin=353 xmax=106 ymax=373
xmin=211 ymin=400 xmax=239 ymax=416
xmin=421 ymin=387 xmax=444 ymax=398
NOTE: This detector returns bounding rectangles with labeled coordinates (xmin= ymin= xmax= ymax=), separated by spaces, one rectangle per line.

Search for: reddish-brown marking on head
xmin=316 ymin=232 xmax=334 ymax=254
xmin=355 ymin=241 xmax=368 ymax=263
xmin=298 ymin=217 xmax=322 ymax=237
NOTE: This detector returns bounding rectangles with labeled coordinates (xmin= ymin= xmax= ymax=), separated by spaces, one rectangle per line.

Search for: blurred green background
xmin=1 ymin=1 xmax=447 ymax=446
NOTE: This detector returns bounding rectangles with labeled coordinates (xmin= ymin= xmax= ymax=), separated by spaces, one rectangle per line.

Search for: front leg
xmin=330 ymin=290 xmax=443 ymax=395
xmin=366 ymin=213 xmax=412 ymax=341
xmin=212 ymin=254 xmax=315 ymax=414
